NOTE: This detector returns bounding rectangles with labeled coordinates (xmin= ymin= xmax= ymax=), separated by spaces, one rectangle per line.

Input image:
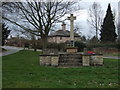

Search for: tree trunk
xmin=95 ymin=17 xmax=98 ymax=43
xmin=33 ymin=42 xmax=37 ymax=52
xmin=41 ymin=35 xmax=48 ymax=51
xmin=32 ymin=40 xmax=37 ymax=52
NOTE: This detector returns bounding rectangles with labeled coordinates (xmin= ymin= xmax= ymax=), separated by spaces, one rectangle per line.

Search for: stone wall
xmin=51 ymin=56 xmax=59 ymax=66
xmin=40 ymin=54 xmax=59 ymax=66
xmin=40 ymin=56 xmax=51 ymax=66
xmin=90 ymin=55 xmax=103 ymax=66
xmin=82 ymin=54 xmax=103 ymax=66
xmin=82 ymin=55 xmax=90 ymax=66
xmin=39 ymin=53 xmax=103 ymax=67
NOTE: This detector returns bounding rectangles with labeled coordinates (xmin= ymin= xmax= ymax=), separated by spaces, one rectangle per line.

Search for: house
xmin=6 ymin=35 xmax=27 ymax=47
xmin=48 ymin=22 xmax=81 ymax=43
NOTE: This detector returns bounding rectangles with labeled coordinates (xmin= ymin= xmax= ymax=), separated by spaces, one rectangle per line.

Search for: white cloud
xmin=72 ymin=1 xmax=119 ymax=37
xmin=80 ymin=0 xmax=119 ymax=2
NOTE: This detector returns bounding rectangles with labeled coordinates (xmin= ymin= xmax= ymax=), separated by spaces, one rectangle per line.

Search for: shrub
xmin=58 ymin=43 xmax=66 ymax=51
xmin=24 ymin=43 xmax=29 ymax=48
xmin=33 ymin=41 xmax=66 ymax=51
xmin=47 ymin=42 xmax=66 ymax=51
xmin=47 ymin=42 xmax=58 ymax=49
xmin=35 ymin=43 xmax=43 ymax=49
xmin=86 ymin=43 xmax=118 ymax=49
xmin=74 ymin=41 xmax=86 ymax=52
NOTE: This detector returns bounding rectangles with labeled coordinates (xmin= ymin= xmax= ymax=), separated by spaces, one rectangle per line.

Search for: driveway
xmin=0 ymin=46 xmax=24 ymax=56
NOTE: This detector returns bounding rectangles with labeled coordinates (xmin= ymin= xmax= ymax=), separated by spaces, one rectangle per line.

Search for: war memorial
xmin=39 ymin=14 xmax=103 ymax=67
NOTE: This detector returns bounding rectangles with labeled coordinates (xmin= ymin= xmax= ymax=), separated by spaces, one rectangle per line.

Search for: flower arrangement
xmin=87 ymin=51 xmax=95 ymax=54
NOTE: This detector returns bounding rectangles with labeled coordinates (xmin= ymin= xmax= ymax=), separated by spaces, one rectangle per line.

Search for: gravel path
xmin=0 ymin=46 xmax=24 ymax=56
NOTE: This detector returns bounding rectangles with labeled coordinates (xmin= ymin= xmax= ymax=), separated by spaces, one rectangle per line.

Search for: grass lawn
xmin=2 ymin=50 xmax=119 ymax=88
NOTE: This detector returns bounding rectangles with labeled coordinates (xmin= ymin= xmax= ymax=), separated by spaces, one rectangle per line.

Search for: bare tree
xmin=74 ymin=23 xmax=82 ymax=35
xmin=87 ymin=2 xmax=103 ymax=41
xmin=117 ymin=1 xmax=120 ymax=42
xmin=1 ymin=1 xmax=75 ymax=50
xmin=118 ymin=21 xmax=120 ymax=41
xmin=113 ymin=9 xmax=118 ymax=29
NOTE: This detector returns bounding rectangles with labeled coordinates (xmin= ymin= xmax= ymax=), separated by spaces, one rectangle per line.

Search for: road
xmin=0 ymin=46 xmax=24 ymax=56
xmin=103 ymin=56 xmax=120 ymax=59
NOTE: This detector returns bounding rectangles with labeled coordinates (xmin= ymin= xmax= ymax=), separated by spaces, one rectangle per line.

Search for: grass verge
xmin=2 ymin=50 xmax=119 ymax=88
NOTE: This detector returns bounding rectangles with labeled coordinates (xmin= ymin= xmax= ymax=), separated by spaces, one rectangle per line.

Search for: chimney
xmin=61 ymin=22 xmax=66 ymax=31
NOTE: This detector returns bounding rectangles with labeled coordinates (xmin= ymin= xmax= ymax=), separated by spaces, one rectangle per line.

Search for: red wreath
xmin=87 ymin=51 xmax=95 ymax=54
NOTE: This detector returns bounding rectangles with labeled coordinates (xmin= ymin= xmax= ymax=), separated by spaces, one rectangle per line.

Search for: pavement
xmin=103 ymin=56 xmax=120 ymax=59
xmin=0 ymin=46 xmax=24 ymax=56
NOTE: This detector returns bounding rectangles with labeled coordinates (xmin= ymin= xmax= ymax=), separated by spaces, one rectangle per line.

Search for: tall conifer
xmin=100 ymin=4 xmax=117 ymax=43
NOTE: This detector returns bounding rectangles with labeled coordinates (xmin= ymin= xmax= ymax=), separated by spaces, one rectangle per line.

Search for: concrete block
xmin=40 ymin=56 xmax=51 ymax=66
xmin=90 ymin=55 xmax=103 ymax=65
xmin=51 ymin=56 xmax=59 ymax=66
xmin=82 ymin=55 xmax=90 ymax=66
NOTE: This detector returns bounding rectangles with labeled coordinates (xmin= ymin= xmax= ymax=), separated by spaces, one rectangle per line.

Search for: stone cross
xmin=68 ymin=14 xmax=76 ymax=47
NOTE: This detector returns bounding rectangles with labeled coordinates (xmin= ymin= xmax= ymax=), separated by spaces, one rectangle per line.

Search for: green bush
xmin=86 ymin=43 xmax=118 ymax=49
xmin=86 ymin=43 xmax=119 ymax=51
xmin=34 ymin=41 xmax=66 ymax=51
xmin=35 ymin=44 xmax=43 ymax=49
xmin=58 ymin=43 xmax=66 ymax=51
xmin=47 ymin=42 xmax=66 ymax=51
xmin=47 ymin=42 xmax=58 ymax=49
xmin=74 ymin=41 xmax=86 ymax=52
xmin=24 ymin=43 xmax=29 ymax=48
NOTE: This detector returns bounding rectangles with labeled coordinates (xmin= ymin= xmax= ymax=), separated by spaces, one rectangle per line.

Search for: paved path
xmin=103 ymin=56 xmax=120 ymax=59
xmin=0 ymin=46 xmax=24 ymax=56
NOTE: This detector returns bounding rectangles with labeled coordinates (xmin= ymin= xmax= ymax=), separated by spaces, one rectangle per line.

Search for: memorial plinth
xmin=66 ymin=47 xmax=78 ymax=53
xmin=40 ymin=53 xmax=103 ymax=67
xmin=39 ymin=14 xmax=103 ymax=67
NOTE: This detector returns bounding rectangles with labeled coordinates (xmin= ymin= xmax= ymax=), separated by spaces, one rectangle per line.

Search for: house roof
xmin=49 ymin=30 xmax=80 ymax=37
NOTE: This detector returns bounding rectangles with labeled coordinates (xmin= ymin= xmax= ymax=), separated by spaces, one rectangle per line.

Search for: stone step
xmin=59 ymin=56 xmax=82 ymax=58
xmin=59 ymin=60 xmax=82 ymax=62
xmin=59 ymin=61 xmax=82 ymax=64
xmin=59 ymin=58 xmax=82 ymax=61
xmin=59 ymin=58 xmax=82 ymax=60
xmin=59 ymin=62 xmax=81 ymax=65
xmin=60 ymin=56 xmax=82 ymax=57
xmin=59 ymin=63 xmax=82 ymax=66
xmin=58 ymin=54 xmax=83 ymax=66
xmin=59 ymin=60 xmax=82 ymax=63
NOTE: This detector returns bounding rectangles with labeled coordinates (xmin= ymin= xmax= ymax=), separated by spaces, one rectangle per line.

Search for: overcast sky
xmin=56 ymin=0 xmax=119 ymax=38
xmin=3 ymin=0 xmax=119 ymax=38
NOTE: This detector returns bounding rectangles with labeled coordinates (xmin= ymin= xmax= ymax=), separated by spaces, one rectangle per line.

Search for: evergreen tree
xmin=2 ymin=23 xmax=11 ymax=46
xmin=100 ymin=4 xmax=117 ymax=43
